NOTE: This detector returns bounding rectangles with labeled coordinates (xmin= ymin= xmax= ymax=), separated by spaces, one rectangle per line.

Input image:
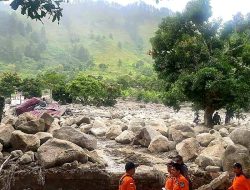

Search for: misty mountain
xmin=0 ymin=0 xmax=172 ymax=77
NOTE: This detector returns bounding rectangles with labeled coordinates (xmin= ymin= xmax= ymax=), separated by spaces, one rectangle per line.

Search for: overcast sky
xmin=106 ymin=0 xmax=250 ymax=21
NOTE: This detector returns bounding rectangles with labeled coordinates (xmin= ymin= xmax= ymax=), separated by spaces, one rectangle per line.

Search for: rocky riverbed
xmin=0 ymin=100 xmax=249 ymax=190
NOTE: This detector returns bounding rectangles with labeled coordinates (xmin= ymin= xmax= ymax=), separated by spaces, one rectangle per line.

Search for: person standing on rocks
xmin=164 ymin=161 xmax=175 ymax=190
xmin=175 ymin=156 xmax=192 ymax=190
xmin=171 ymin=163 xmax=189 ymax=190
xmin=228 ymin=163 xmax=250 ymax=190
xmin=119 ymin=162 xmax=137 ymax=190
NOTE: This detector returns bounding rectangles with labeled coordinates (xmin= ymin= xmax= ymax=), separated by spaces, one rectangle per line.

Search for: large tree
xmin=151 ymin=0 xmax=250 ymax=126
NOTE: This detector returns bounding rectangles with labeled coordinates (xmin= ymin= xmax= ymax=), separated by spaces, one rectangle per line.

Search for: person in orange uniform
xmin=119 ymin=162 xmax=137 ymax=190
xmin=164 ymin=161 xmax=175 ymax=190
xmin=228 ymin=163 xmax=250 ymax=190
xmin=171 ymin=163 xmax=189 ymax=190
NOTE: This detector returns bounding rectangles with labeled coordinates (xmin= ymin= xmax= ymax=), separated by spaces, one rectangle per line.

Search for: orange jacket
xmin=228 ymin=175 xmax=250 ymax=190
xmin=119 ymin=174 xmax=136 ymax=190
xmin=173 ymin=174 xmax=189 ymax=190
xmin=165 ymin=177 xmax=174 ymax=190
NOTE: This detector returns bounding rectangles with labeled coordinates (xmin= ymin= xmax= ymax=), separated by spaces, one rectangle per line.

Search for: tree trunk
xmin=0 ymin=96 xmax=5 ymax=122
xmin=204 ymin=106 xmax=214 ymax=127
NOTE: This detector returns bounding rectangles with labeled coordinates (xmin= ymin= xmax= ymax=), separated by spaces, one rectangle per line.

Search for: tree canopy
xmin=151 ymin=0 xmax=250 ymax=126
xmin=10 ymin=0 xmax=63 ymax=23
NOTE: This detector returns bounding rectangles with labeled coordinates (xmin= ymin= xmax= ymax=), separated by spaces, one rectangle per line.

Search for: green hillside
xmin=0 ymin=1 xmax=171 ymax=78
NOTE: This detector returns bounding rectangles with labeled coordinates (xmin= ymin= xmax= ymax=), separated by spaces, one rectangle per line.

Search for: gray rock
xmin=196 ymin=133 xmax=216 ymax=147
xmin=19 ymin=151 xmax=35 ymax=165
xmin=90 ymin=127 xmax=107 ymax=137
xmin=213 ymin=125 xmax=225 ymax=131
xmin=145 ymin=119 xmax=168 ymax=136
xmin=37 ymin=138 xmax=88 ymax=168
xmin=133 ymin=127 xmax=161 ymax=147
xmin=196 ymin=143 xmax=225 ymax=168
xmin=229 ymin=127 xmax=250 ymax=149
xmin=10 ymin=130 xmax=40 ymax=152
xmin=14 ymin=112 xmax=37 ymax=127
xmin=47 ymin=118 xmax=61 ymax=134
xmin=76 ymin=116 xmax=91 ymax=126
xmin=92 ymin=119 xmax=106 ymax=128
xmin=115 ymin=130 xmax=135 ymax=144
xmin=0 ymin=143 xmax=2 ymax=152
xmin=197 ymin=172 xmax=229 ymax=190
xmin=16 ymin=118 xmax=45 ymax=134
xmin=80 ymin=124 xmax=92 ymax=134
xmin=0 ymin=124 xmax=15 ymax=147
xmin=35 ymin=132 xmax=53 ymax=144
xmin=106 ymin=125 xmax=122 ymax=140
xmin=205 ymin=166 xmax=221 ymax=173
xmin=148 ymin=135 xmax=175 ymax=153
xmin=222 ymin=144 xmax=250 ymax=175
xmin=176 ymin=137 xmax=200 ymax=162
xmin=219 ymin=128 xmax=229 ymax=137
xmin=53 ymin=127 xmax=97 ymax=150
xmin=169 ymin=124 xmax=195 ymax=142
xmin=128 ymin=118 xmax=145 ymax=134
xmin=40 ymin=112 xmax=54 ymax=130
xmin=11 ymin=150 xmax=23 ymax=158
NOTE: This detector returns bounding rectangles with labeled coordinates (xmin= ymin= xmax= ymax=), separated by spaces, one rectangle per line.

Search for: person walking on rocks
xmin=171 ymin=163 xmax=189 ymax=190
xmin=164 ymin=161 xmax=175 ymax=190
xmin=228 ymin=163 xmax=250 ymax=190
xmin=175 ymin=156 xmax=192 ymax=190
xmin=119 ymin=162 xmax=137 ymax=190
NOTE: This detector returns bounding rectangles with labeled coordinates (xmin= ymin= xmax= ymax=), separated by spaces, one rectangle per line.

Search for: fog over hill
xmin=0 ymin=0 xmax=172 ymax=77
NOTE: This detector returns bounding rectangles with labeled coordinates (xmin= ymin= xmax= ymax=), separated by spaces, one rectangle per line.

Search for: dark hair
xmin=233 ymin=163 xmax=242 ymax=170
xmin=172 ymin=163 xmax=182 ymax=172
xmin=175 ymin=155 xmax=183 ymax=163
xmin=125 ymin=162 xmax=136 ymax=171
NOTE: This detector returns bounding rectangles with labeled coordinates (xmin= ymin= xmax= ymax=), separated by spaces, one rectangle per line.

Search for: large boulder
xmin=133 ymin=127 xmax=161 ymax=147
xmin=169 ymin=124 xmax=195 ymax=142
xmin=196 ymin=133 xmax=216 ymax=147
xmin=53 ymin=127 xmax=97 ymax=150
xmin=16 ymin=118 xmax=45 ymax=134
xmin=195 ymin=143 xmax=225 ymax=168
xmin=197 ymin=172 xmax=229 ymax=190
xmin=193 ymin=126 xmax=210 ymax=135
xmin=40 ymin=112 xmax=54 ymax=130
xmin=145 ymin=119 xmax=168 ymax=136
xmin=10 ymin=130 xmax=40 ymax=152
xmin=148 ymin=135 xmax=175 ymax=153
xmin=35 ymin=132 xmax=53 ymax=144
xmin=37 ymin=138 xmax=88 ymax=168
xmin=176 ymin=138 xmax=200 ymax=162
xmin=14 ymin=112 xmax=37 ymax=127
xmin=0 ymin=124 xmax=15 ymax=146
xmin=128 ymin=118 xmax=145 ymax=134
xmin=92 ymin=119 xmax=106 ymax=128
xmin=115 ymin=130 xmax=135 ymax=144
xmin=106 ymin=125 xmax=122 ymax=140
xmin=222 ymin=144 xmax=250 ymax=174
xmin=229 ymin=127 xmax=250 ymax=149
xmin=76 ymin=116 xmax=91 ymax=126
xmin=47 ymin=118 xmax=61 ymax=134
xmin=219 ymin=128 xmax=229 ymax=137
xmin=90 ymin=127 xmax=107 ymax=137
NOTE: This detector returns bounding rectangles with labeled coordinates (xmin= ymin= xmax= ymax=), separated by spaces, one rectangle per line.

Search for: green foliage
xmin=10 ymin=0 xmax=63 ymax=23
xmin=37 ymin=71 xmax=67 ymax=90
xmin=67 ymin=74 xmax=120 ymax=106
xmin=0 ymin=72 xmax=21 ymax=97
xmin=151 ymin=0 xmax=250 ymax=126
xmin=19 ymin=78 xmax=42 ymax=98
xmin=52 ymin=83 xmax=73 ymax=104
